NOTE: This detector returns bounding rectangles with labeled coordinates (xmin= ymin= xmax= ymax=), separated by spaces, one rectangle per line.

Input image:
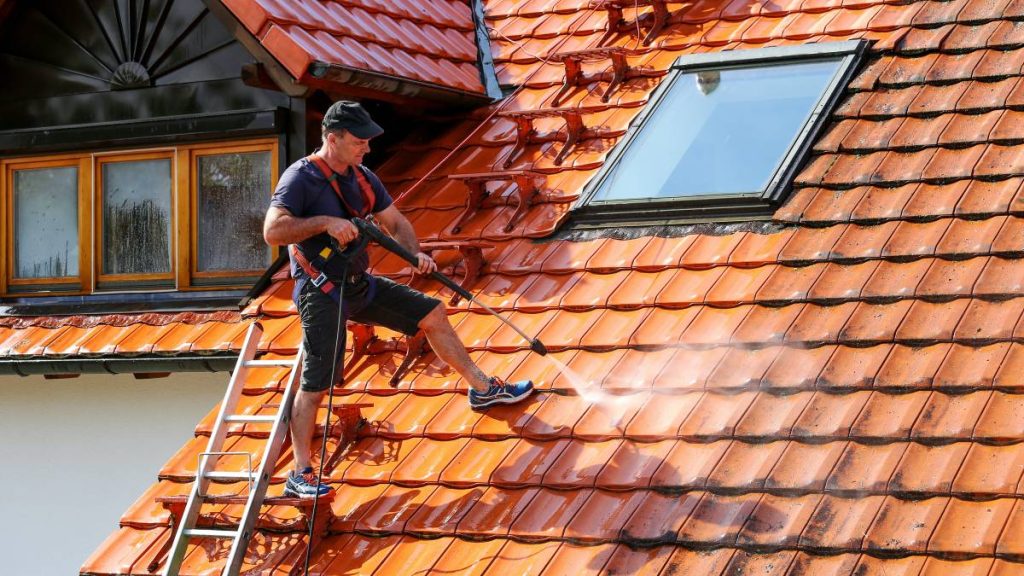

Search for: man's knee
xmin=295 ymin=387 xmax=327 ymax=407
xmin=418 ymin=302 xmax=448 ymax=332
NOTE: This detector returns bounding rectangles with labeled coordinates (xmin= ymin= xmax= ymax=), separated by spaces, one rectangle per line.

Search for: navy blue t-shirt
xmin=270 ymin=157 xmax=393 ymax=293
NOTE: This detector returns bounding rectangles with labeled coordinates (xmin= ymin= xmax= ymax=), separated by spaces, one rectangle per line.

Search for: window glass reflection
xmin=102 ymin=159 xmax=172 ymax=275
xmin=14 ymin=166 xmax=78 ymax=278
xmin=593 ymin=59 xmax=841 ymax=201
xmin=196 ymin=152 xmax=272 ymax=272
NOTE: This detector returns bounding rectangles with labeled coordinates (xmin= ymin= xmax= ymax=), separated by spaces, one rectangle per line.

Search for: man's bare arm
xmin=374 ymin=205 xmax=437 ymax=274
xmin=374 ymin=205 xmax=420 ymax=254
xmin=264 ymin=206 xmax=358 ymax=246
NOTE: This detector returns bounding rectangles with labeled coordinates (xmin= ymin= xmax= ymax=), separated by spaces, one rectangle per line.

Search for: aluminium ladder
xmin=162 ymin=322 xmax=304 ymax=576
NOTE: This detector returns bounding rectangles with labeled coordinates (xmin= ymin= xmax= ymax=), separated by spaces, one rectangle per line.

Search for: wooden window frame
xmin=2 ymin=154 xmax=92 ymax=295
xmin=94 ymin=149 xmax=177 ymax=287
xmin=1 ymin=137 xmax=280 ymax=297
xmin=185 ymin=139 xmax=279 ymax=285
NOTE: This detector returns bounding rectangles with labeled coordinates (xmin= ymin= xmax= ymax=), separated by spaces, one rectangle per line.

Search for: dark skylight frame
xmin=573 ymin=40 xmax=868 ymax=226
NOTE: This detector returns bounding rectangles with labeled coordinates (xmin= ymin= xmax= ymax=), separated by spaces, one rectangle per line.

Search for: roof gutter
xmin=469 ymin=0 xmax=503 ymax=100
xmin=0 ymin=354 xmax=238 ymax=376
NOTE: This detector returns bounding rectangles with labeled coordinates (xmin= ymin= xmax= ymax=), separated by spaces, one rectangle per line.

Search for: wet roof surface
xmin=28 ymin=0 xmax=1024 ymax=573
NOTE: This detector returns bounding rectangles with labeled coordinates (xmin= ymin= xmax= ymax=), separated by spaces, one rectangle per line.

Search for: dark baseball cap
xmin=322 ymin=100 xmax=384 ymax=139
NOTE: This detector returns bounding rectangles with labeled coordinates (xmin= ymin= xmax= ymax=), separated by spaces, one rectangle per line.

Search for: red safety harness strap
xmin=291 ymin=154 xmax=377 ymax=296
xmin=307 ymin=153 xmax=376 ymax=217
xmin=291 ymin=245 xmax=337 ymax=294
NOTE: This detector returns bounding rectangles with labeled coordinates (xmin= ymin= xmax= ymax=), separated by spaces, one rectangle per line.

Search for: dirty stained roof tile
xmin=791 ymin=390 xmax=872 ymax=438
xmin=882 ymin=219 xmax=953 ymax=258
xmin=677 ymin=492 xmax=762 ymax=546
xmin=807 ymin=261 xmax=879 ymax=301
xmin=958 ymin=298 xmax=1024 ymax=342
xmin=864 ymin=496 xmax=950 ymax=553
xmin=826 ymin=441 xmax=907 ymax=494
xmin=956 ymin=178 xmax=1021 ymax=216
xmin=755 ymin=262 xmax=827 ymax=303
xmin=888 ymin=438 xmax=966 ymax=494
xmin=951 ymin=445 xmax=1024 ymax=499
xmin=915 ymin=258 xmax=988 ymax=298
xmin=737 ymin=493 xmax=822 ymax=548
xmin=621 ymin=491 xmax=701 ymax=544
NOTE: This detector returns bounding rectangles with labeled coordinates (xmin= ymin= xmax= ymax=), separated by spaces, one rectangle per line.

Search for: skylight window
xmin=575 ymin=41 xmax=866 ymax=225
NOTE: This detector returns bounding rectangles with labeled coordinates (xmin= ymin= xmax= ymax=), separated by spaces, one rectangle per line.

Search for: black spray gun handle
xmin=350 ymin=217 xmax=474 ymax=302
xmin=329 ymin=228 xmax=371 ymax=262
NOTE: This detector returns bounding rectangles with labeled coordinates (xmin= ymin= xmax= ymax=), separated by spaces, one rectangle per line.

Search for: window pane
xmin=593 ymin=59 xmax=841 ymax=201
xmin=13 ymin=167 xmax=78 ymax=278
xmin=196 ymin=152 xmax=272 ymax=272
xmin=102 ymin=159 xmax=172 ymax=275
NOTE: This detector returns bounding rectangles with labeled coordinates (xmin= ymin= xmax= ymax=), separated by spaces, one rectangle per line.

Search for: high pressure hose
xmin=301 ymin=236 xmax=365 ymax=576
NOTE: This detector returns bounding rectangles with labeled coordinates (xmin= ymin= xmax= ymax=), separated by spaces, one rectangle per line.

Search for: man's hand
xmin=325 ymin=217 xmax=359 ymax=245
xmin=414 ymin=252 xmax=438 ymax=275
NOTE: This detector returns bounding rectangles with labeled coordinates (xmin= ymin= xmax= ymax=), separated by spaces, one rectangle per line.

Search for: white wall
xmin=0 ymin=372 xmax=227 ymax=575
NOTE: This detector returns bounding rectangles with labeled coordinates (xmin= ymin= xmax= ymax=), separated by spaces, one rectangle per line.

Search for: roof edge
xmin=306 ymin=62 xmax=493 ymax=106
xmin=0 ymin=354 xmax=238 ymax=376
xmin=204 ymin=0 xmax=311 ymax=98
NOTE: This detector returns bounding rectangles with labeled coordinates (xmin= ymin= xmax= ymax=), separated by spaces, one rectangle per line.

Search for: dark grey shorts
xmin=296 ymin=274 xmax=440 ymax=392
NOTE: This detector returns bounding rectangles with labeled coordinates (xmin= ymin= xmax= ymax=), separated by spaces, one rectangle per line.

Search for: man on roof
xmin=264 ymin=100 xmax=535 ymax=498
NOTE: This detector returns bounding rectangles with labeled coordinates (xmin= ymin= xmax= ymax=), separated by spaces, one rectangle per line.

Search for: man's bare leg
xmin=290 ymin=388 xmax=326 ymax=472
xmin=417 ymin=304 xmax=491 ymax=392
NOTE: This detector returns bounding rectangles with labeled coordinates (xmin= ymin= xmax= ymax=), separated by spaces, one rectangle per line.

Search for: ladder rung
xmin=204 ymin=471 xmax=258 ymax=481
xmin=243 ymin=359 xmax=295 ymax=367
xmin=224 ymin=415 xmax=278 ymax=423
xmin=184 ymin=528 xmax=239 ymax=539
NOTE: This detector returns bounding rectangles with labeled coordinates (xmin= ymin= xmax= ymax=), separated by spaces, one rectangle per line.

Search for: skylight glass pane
xmin=593 ymin=58 xmax=841 ymax=201
xmin=13 ymin=166 xmax=78 ymax=278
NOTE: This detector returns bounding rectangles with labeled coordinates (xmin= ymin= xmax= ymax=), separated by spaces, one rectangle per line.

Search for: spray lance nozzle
xmin=529 ymin=339 xmax=548 ymax=356
xmin=351 ymin=217 xmax=549 ymax=357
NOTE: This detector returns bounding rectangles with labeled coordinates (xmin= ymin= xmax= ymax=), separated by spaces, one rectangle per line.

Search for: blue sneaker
xmin=469 ymin=377 xmax=534 ymax=410
xmin=284 ymin=467 xmax=332 ymax=498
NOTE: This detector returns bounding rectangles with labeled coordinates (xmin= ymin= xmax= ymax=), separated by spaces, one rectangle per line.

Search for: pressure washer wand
xmin=352 ymin=217 xmax=548 ymax=356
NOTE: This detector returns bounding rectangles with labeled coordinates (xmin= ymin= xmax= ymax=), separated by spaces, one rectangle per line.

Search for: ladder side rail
xmin=162 ymin=322 xmax=264 ymax=576
xmin=222 ymin=347 xmax=305 ymax=576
